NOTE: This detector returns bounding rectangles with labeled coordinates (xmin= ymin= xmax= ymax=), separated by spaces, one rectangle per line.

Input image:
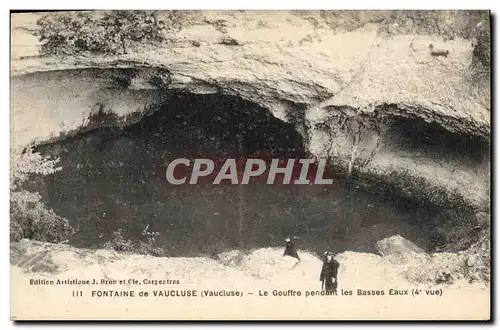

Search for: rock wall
xmin=10 ymin=11 xmax=491 ymax=225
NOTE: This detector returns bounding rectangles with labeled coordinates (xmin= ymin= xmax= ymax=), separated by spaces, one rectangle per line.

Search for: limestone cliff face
xmin=10 ymin=11 xmax=491 ymax=211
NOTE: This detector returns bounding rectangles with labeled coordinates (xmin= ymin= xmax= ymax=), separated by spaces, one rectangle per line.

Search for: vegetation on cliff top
xmin=32 ymin=10 xmax=490 ymax=114
xmin=35 ymin=10 xmax=490 ymax=71
xmin=35 ymin=10 xmax=196 ymax=56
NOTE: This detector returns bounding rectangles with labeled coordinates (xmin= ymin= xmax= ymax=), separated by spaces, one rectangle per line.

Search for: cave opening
xmin=31 ymin=92 xmax=468 ymax=257
xmin=383 ymin=115 xmax=490 ymax=166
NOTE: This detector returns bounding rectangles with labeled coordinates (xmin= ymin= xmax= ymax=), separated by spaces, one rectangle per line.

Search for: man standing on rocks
xmin=320 ymin=251 xmax=339 ymax=294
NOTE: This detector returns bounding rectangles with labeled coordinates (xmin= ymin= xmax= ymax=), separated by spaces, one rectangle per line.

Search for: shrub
xmin=36 ymin=12 xmax=103 ymax=55
xmin=103 ymin=226 xmax=163 ymax=257
xmin=36 ymin=10 xmax=189 ymax=56
xmin=138 ymin=228 xmax=163 ymax=257
xmin=10 ymin=146 xmax=74 ymax=243
xmin=103 ymin=228 xmax=134 ymax=252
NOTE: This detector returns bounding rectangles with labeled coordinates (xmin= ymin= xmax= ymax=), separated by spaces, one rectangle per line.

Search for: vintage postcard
xmin=9 ymin=9 xmax=491 ymax=320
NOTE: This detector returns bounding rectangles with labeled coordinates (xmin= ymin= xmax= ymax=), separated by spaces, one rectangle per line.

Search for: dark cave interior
xmin=383 ymin=115 xmax=490 ymax=166
xmin=30 ymin=92 xmax=479 ymax=257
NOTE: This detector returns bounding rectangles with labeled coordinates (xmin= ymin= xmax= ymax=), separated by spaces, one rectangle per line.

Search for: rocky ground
xmin=10 ymin=237 xmax=490 ymax=320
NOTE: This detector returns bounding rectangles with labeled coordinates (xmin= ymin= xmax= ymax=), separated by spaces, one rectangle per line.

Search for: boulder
xmin=375 ymin=234 xmax=426 ymax=257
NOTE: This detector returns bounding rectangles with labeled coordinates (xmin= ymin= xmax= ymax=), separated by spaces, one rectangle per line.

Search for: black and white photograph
xmin=9 ymin=9 xmax=491 ymax=320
